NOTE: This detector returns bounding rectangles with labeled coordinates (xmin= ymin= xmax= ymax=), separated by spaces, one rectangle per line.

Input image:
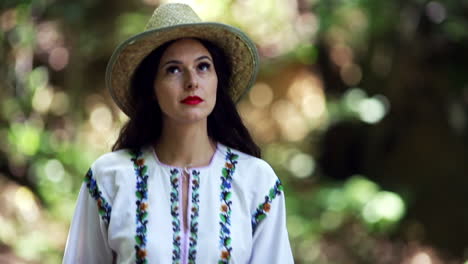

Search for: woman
xmin=63 ymin=3 xmax=293 ymax=264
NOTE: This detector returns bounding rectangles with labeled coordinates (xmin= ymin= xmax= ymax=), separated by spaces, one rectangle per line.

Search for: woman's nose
xmin=185 ymin=70 xmax=198 ymax=90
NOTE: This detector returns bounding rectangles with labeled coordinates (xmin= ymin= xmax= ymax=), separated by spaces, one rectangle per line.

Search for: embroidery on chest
xmin=169 ymin=168 xmax=182 ymax=263
xmin=130 ymin=149 xmax=149 ymax=264
xmin=218 ymin=148 xmax=239 ymax=264
xmin=170 ymin=168 xmax=201 ymax=264
xmin=188 ymin=170 xmax=201 ymax=263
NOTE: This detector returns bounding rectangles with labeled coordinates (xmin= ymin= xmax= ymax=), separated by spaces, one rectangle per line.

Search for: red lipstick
xmin=181 ymin=96 xmax=203 ymax=105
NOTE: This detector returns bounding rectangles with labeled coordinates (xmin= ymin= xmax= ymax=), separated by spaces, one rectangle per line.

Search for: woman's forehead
xmin=160 ymin=38 xmax=212 ymax=62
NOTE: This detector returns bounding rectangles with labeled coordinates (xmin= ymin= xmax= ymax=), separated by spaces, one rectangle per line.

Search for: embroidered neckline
xmin=251 ymin=179 xmax=284 ymax=234
xmin=218 ymin=148 xmax=238 ymax=264
xmin=151 ymin=143 xmax=221 ymax=171
xmin=130 ymin=149 xmax=149 ymax=264
xmin=84 ymin=168 xmax=112 ymax=225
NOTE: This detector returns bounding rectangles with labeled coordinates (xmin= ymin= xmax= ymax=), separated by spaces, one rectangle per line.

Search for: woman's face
xmin=154 ymin=38 xmax=218 ymax=125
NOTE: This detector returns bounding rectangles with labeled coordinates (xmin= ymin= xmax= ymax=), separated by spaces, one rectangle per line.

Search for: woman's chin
xmin=173 ymin=113 xmax=210 ymax=125
xmin=161 ymin=105 xmax=214 ymax=125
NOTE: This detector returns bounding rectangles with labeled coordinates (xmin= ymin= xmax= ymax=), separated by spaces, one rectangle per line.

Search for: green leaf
xmin=135 ymin=235 xmax=141 ymax=245
xmin=220 ymin=214 xmax=226 ymax=223
xmin=142 ymin=166 xmax=148 ymax=175
xmin=226 ymin=237 xmax=232 ymax=246
xmin=222 ymin=168 xmax=228 ymax=177
xmin=257 ymin=214 xmax=266 ymax=222
xmin=269 ymin=189 xmax=276 ymax=199
xmin=225 ymin=192 xmax=232 ymax=200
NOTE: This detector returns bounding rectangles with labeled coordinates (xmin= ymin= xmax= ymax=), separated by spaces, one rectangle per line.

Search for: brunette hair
xmin=112 ymin=39 xmax=261 ymax=158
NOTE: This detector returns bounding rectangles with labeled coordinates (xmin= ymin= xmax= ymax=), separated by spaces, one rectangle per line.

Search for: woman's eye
xmin=166 ymin=66 xmax=181 ymax=74
xmin=198 ymin=62 xmax=211 ymax=71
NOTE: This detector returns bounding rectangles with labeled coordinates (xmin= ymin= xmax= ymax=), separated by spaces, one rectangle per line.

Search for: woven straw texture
xmin=106 ymin=3 xmax=259 ymax=116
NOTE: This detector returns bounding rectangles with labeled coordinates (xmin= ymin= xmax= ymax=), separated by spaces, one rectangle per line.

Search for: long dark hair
xmin=112 ymin=38 xmax=261 ymax=158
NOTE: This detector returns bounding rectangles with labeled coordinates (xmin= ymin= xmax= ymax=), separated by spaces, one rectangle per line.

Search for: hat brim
xmin=106 ymin=22 xmax=259 ymax=116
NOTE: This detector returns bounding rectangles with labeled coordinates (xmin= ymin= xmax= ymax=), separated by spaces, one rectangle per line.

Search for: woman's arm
xmin=62 ymin=169 xmax=114 ymax=264
xmin=249 ymin=179 xmax=294 ymax=263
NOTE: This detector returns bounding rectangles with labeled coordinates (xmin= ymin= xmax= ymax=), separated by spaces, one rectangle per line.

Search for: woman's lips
xmin=181 ymin=96 xmax=204 ymax=105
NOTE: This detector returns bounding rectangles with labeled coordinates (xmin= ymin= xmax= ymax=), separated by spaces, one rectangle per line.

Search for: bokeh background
xmin=1 ymin=0 xmax=468 ymax=263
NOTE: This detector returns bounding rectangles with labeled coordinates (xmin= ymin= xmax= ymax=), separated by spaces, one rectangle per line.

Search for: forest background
xmin=1 ymin=0 xmax=468 ymax=263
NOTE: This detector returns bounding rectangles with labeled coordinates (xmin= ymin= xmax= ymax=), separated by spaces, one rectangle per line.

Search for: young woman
xmin=63 ymin=3 xmax=293 ymax=264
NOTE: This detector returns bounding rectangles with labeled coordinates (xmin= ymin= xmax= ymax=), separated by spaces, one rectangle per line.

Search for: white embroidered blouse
xmin=62 ymin=143 xmax=294 ymax=264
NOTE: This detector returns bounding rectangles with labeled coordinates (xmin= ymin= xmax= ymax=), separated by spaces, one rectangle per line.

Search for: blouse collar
xmin=148 ymin=142 xmax=226 ymax=172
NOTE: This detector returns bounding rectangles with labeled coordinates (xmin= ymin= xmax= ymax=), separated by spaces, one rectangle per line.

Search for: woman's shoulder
xmin=90 ymin=147 xmax=153 ymax=178
xmin=92 ymin=148 xmax=135 ymax=169
xmin=217 ymin=143 xmax=269 ymax=165
xmin=217 ymin=143 xmax=278 ymax=182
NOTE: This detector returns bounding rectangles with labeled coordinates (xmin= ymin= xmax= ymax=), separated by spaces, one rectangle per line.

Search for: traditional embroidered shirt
xmin=62 ymin=143 xmax=294 ymax=264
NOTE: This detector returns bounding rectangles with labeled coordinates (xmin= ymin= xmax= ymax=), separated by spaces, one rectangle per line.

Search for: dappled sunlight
xmin=357 ymin=96 xmax=388 ymax=124
xmin=362 ymin=191 xmax=405 ymax=224
xmin=48 ymin=47 xmax=69 ymax=71
xmin=161 ymin=0 xmax=318 ymax=58
xmin=14 ymin=187 xmax=40 ymax=223
xmin=328 ymin=88 xmax=391 ymax=124
xmin=249 ymin=82 xmax=274 ymax=109
xmin=32 ymin=85 xmax=54 ymax=113
xmin=89 ymin=104 xmax=113 ymax=132
xmin=288 ymin=152 xmax=315 ymax=178
xmin=411 ymin=251 xmax=432 ymax=264
xmin=36 ymin=22 xmax=64 ymax=54
xmin=425 ymin=2 xmax=446 ymax=24
xmin=161 ymin=0 xmax=231 ymax=21
xmin=288 ymin=71 xmax=326 ymax=124
xmin=8 ymin=122 xmax=41 ymax=156
xmin=340 ymin=63 xmax=362 ymax=86
xmin=50 ymin=91 xmax=70 ymax=116
xmin=240 ymin=67 xmax=327 ymax=143
xmin=271 ymin=99 xmax=309 ymax=141
xmin=0 ymin=179 xmax=66 ymax=263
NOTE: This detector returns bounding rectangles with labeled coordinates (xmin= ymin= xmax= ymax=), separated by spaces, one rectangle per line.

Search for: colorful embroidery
xmin=188 ymin=170 xmax=200 ymax=264
xmin=218 ymin=148 xmax=238 ymax=264
xmin=170 ymin=168 xmax=181 ymax=263
xmin=251 ymin=179 xmax=284 ymax=234
xmin=130 ymin=150 xmax=149 ymax=264
xmin=84 ymin=168 xmax=112 ymax=225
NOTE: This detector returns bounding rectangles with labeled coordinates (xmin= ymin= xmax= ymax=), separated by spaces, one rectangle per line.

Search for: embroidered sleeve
xmin=249 ymin=178 xmax=294 ymax=264
xmin=251 ymin=179 xmax=283 ymax=234
xmin=62 ymin=168 xmax=114 ymax=264
xmin=84 ymin=168 xmax=112 ymax=225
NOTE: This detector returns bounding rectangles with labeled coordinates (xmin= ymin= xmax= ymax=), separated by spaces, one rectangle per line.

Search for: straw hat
xmin=106 ymin=3 xmax=259 ymax=116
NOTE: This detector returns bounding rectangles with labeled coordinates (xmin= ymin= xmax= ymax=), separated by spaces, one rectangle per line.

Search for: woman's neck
xmin=154 ymin=120 xmax=216 ymax=168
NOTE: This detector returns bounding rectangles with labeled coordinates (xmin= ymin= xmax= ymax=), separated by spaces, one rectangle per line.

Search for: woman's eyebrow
xmin=162 ymin=55 xmax=213 ymax=67
xmin=195 ymin=55 xmax=212 ymax=62
xmin=161 ymin=60 xmax=182 ymax=67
